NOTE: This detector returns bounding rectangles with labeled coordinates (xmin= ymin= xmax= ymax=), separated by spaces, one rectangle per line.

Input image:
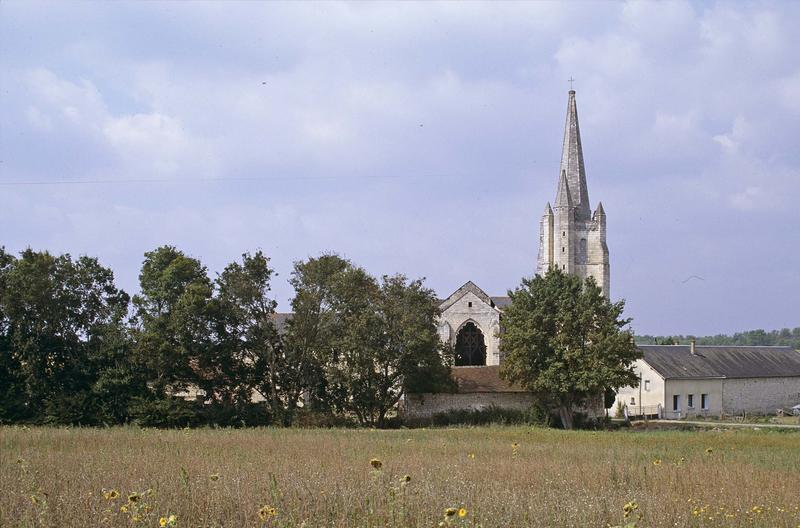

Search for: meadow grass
xmin=1 ymin=425 xmax=799 ymax=527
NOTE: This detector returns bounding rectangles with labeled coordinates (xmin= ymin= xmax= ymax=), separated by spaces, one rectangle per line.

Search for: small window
xmin=687 ymin=394 xmax=694 ymax=408
xmin=672 ymin=394 xmax=680 ymax=411
xmin=630 ymin=397 xmax=635 ymax=405
xmin=701 ymin=394 xmax=709 ymax=410
xmin=644 ymin=380 xmax=651 ymax=391
xmin=562 ymin=231 xmax=566 ymax=237
xmin=562 ymin=264 xmax=565 ymax=270
xmin=562 ymin=247 xmax=565 ymax=253
xmin=468 ymin=302 xmax=472 ymax=308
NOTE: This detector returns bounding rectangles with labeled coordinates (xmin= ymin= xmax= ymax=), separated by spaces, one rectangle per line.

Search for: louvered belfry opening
xmin=454 ymin=322 xmax=487 ymax=366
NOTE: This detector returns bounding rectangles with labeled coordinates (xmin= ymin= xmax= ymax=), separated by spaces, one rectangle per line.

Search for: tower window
xmin=562 ymin=264 xmax=565 ymax=270
xmin=468 ymin=302 xmax=472 ymax=308
xmin=562 ymin=231 xmax=566 ymax=237
xmin=562 ymin=247 xmax=565 ymax=253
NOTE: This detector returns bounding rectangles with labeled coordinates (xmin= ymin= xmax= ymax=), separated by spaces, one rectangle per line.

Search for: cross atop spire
xmin=557 ymin=89 xmax=591 ymax=220
xmin=568 ymin=76 xmax=575 ymax=91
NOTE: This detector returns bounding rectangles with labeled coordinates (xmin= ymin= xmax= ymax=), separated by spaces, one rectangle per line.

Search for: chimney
xmin=690 ymin=338 xmax=696 ymax=355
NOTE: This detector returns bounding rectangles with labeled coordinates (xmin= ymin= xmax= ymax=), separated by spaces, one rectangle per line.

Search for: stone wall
xmin=404 ymin=392 xmax=606 ymax=420
xmin=540 ymin=210 xmax=609 ymax=296
xmin=721 ymin=377 xmax=800 ymax=415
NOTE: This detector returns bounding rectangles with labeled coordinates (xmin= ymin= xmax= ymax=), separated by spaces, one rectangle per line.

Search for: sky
xmin=1 ymin=1 xmax=799 ymax=336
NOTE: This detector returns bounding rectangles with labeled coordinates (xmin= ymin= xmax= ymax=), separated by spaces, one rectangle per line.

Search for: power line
xmin=0 ymin=173 xmax=420 ymax=187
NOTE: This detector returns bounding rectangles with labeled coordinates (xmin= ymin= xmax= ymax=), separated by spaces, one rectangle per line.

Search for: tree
xmin=131 ymin=246 xmax=215 ymax=418
xmin=282 ymin=254 xmax=351 ymax=418
xmin=0 ymin=247 xmax=27 ymax=423
xmin=500 ymin=267 xmax=641 ymax=429
xmin=0 ymin=248 xmax=130 ymax=424
xmin=285 ymin=255 xmax=451 ymax=426
xmin=214 ymin=251 xmax=281 ymax=424
xmin=367 ymin=274 xmax=453 ymax=424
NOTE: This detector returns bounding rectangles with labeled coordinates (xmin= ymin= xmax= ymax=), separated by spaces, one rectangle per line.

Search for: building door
xmin=454 ymin=322 xmax=486 ymax=366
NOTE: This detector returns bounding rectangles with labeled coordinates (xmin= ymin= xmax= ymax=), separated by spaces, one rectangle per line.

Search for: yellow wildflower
xmin=653 ymin=458 xmax=662 ymax=466
xmin=120 ymin=505 xmax=129 ymax=513
xmin=468 ymin=453 xmax=476 ymax=459
xmin=401 ymin=474 xmax=411 ymax=483
xmin=370 ymin=458 xmax=383 ymax=470
xmin=445 ymin=508 xmax=458 ymax=517
xmin=103 ymin=489 xmax=120 ymax=500
xmin=160 ymin=518 xmax=167 ymax=527
xmin=209 ymin=473 xmax=220 ymax=482
xmin=458 ymin=508 xmax=467 ymax=518
xmin=705 ymin=447 xmax=713 ymax=454
xmin=623 ymin=501 xmax=639 ymax=518
xmin=128 ymin=492 xmax=141 ymax=503
xmin=258 ymin=506 xmax=277 ymax=521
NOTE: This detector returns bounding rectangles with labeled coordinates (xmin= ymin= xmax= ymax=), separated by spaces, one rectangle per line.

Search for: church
xmin=405 ymin=89 xmax=610 ymax=418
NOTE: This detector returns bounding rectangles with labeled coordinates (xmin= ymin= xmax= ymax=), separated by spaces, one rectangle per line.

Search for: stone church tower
xmin=537 ymin=90 xmax=610 ymax=296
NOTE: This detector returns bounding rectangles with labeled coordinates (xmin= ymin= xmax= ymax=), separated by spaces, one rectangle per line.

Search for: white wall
xmin=612 ymin=359 xmax=664 ymax=414
xmin=664 ymin=379 xmax=723 ymax=418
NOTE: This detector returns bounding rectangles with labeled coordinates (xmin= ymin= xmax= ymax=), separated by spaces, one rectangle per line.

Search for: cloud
xmin=104 ymin=113 xmax=192 ymax=175
xmin=2 ymin=1 xmax=800 ymax=335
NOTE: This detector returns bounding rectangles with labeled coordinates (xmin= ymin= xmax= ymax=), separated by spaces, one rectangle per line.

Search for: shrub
xmin=427 ymin=404 xmax=551 ymax=427
xmin=128 ymin=397 xmax=201 ymax=428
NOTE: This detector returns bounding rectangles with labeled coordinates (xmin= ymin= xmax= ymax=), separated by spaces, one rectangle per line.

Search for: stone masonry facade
xmin=537 ymin=90 xmax=610 ymax=296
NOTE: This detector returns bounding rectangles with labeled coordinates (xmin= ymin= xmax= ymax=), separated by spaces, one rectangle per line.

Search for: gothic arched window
xmin=454 ymin=322 xmax=486 ymax=366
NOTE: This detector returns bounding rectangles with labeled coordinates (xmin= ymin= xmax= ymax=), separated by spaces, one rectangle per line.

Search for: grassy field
xmin=2 ymin=426 xmax=799 ymax=527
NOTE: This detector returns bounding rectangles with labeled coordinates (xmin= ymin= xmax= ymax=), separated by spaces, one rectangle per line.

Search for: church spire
xmin=559 ymin=89 xmax=591 ymax=220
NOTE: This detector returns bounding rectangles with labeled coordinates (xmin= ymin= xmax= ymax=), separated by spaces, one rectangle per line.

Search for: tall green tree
xmin=0 ymin=248 xmax=130 ymax=424
xmin=214 ymin=251 xmax=281 ymax=424
xmin=282 ymin=254 xmax=352 ymax=417
xmin=500 ymin=267 xmax=641 ymax=429
xmin=131 ymin=246 xmax=214 ymax=405
xmin=285 ymin=255 xmax=450 ymax=426
xmin=0 ymin=247 xmax=27 ymax=422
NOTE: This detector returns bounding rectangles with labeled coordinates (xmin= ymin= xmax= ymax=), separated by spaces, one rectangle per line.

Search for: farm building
xmin=614 ymin=343 xmax=800 ymax=419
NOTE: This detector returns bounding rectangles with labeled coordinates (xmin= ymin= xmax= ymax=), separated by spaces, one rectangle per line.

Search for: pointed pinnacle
xmin=555 ymin=170 xmax=572 ymax=208
xmin=595 ymin=201 xmax=605 ymax=216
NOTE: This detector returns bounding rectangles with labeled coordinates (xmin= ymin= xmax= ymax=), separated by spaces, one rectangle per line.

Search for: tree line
xmin=0 ymin=246 xmax=452 ymax=427
xmin=635 ymin=328 xmax=800 ymax=349
xmin=1 ymin=245 xmax=642 ymax=429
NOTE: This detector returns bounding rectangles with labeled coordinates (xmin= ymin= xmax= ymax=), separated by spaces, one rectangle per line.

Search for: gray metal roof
xmin=640 ymin=345 xmax=800 ymax=379
xmin=490 ymin=296 xmax=512 ymax=309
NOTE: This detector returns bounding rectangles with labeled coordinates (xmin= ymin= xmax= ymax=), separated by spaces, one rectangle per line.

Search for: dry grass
xmin=1 ymin=426 xmax=799 ymax=527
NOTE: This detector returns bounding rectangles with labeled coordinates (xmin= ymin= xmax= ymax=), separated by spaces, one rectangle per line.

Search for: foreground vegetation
xmin=2 ymin=426 xmax=800 ymax=527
